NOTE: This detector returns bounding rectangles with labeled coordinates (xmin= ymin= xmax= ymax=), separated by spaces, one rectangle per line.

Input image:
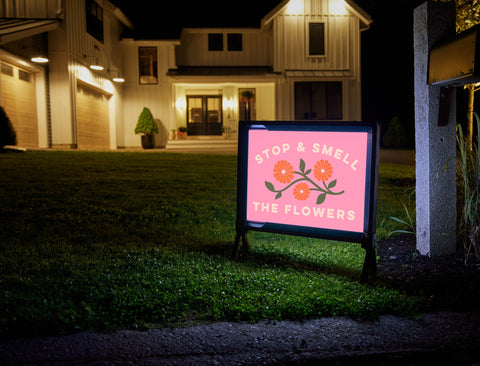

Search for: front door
xmin=187 ymin=95 xmax=223 ymax=136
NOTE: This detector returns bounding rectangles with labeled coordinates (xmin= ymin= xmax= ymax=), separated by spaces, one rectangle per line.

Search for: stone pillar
xmin=414 ymin=1 xmax=457 ymax=256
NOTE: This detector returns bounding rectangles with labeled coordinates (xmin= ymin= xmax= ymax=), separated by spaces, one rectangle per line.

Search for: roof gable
xmin=262 ymin=0 xmax=372 ymax=30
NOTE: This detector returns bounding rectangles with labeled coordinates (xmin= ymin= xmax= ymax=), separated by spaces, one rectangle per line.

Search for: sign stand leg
xmin=360 ymin=236 xmax=377 ymax=283
xmin=232 ymin=231 xmax=250 ymax=261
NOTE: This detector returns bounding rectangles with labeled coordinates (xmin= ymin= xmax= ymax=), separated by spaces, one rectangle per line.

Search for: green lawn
xmin=0 ymin=151 xmax=416 ymax=338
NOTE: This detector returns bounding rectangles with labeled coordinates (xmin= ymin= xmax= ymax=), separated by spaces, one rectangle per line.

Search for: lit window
xmin=138 ymin=47 xmax=158 ymax=85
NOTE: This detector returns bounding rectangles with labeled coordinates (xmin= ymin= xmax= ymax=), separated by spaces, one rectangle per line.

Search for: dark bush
xmin=0 ymin=106 xmax=16 ymax=148
xmin=382 ymin=116 xmax=408 ymax=149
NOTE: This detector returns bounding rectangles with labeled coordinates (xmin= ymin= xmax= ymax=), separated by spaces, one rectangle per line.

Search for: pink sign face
xmin=246 ymin=130 xmax=369 ymax=233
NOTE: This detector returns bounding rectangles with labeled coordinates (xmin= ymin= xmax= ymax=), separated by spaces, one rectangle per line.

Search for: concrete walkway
xmin=1 ymin=312 xmax=479 ymax=365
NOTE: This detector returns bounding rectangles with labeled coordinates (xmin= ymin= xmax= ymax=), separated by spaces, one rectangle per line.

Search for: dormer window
xmin=308 ymin=22 xmax=325 ymax=56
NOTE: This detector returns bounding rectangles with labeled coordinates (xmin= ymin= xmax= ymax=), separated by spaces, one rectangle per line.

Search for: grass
xmin=0 ymin=151 xmax=416 ymax=338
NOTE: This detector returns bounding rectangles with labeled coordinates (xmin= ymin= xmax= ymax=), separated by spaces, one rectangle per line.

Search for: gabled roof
xmin=262 ymin=0 xmax=372 ymax=30
xmin=0 ymin=19 xmax=60 ymax=45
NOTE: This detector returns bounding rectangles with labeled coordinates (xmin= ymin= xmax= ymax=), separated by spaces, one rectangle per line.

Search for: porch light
xmin=90 ymin=45 xmax=104 ymax=71
xmin=330 ymin=0 xmax=347 ymax=15
xmin=31 ymin=56 xmax=49 ymax=63
xmin=285 ymin=0 xmax=304 ymax=15
xmin=175 ymin=98 xmax=186 ymax=110
xmin=90 ymin=63 xmax=104 ymax=71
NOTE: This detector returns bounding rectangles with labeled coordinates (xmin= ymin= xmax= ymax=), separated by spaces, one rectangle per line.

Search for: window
xmin=18 ymin=69 xmax=32 ymax=83
xmin=228 ymin=33 xmax=243 ymax=51
xmin=187 ymin=95 xmax=223 ymax=136
xmin=1 ymin=62 xmax=13 ymax=77
xmin=86 ymin=0 xmax=103 ymax=42
xmin=309 ymin=23 xmax=325 ymax=56
xmin=295 ymin=82 xmax=342 ymax=120
xmin=138 ymin=47 xmax=158 ymax=84
xmin=208 ymin=33 xmax=223 ymax=51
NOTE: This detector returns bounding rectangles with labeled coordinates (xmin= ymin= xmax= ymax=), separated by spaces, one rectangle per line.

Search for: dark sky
xmin=112 ymin=0 xmax=429 ymax=141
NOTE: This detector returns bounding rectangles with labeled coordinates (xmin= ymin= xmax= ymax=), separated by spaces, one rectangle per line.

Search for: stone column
xmin=414 ymin=1 xmax=457 ymax=256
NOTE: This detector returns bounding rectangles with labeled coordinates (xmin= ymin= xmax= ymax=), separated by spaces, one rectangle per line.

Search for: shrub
xmin=382 ymin=116 xmax=408 ymax=149
xmin=134 ymin=107 xmax=159 ymax=135
xmin=0 ymin=106 xmax=16 ymax=148
xmin=456 ymin=115 xmax=480 ymax=263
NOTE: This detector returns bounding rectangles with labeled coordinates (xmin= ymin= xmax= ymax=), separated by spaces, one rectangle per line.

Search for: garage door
xmin=76 ymin=83 xmax=110 ymax=149
xmin=0 ymin=61 xmax=38 ymax=148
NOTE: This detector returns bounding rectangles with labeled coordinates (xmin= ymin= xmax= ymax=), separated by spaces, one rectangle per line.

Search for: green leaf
xmin=328 ymin=179 xmax=337 ymax=189
xmin=305 ymin=169 xmax=311 ymax=175
xmin=316 ymin=193 xmax=326 ymax=205
xmin=275 ymin=192 xmax=282 ymax=200
xmin=265 ymin=181 xmax=275 ymax=192
xmin=299 ymin=159 xmax=306 ymax=173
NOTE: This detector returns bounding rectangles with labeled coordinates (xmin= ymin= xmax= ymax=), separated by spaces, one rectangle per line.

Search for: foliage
xmin=456 ymin=116 xmax=480 ymax=263
xmin=0 ymin=152 xmax=418 ymax=338
xmin=382 ymin=116 xmax=408 ymax=149
xmin=134 ymin=107 xmax=159 ymax=135
xmin=388 ymin=189 xmax=416 ymax=237
xmin=0 ymin=106 xmax=16 ymax=148
xmin=433 ymin=0 xmax=480 ymax=32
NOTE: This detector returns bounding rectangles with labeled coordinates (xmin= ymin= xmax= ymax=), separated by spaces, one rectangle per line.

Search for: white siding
xmin=270 ymin=0 xmax=364 ymax=121
xmin=176 ymin=28 xmax=272 ymax=67
xmin=48 ymin=0 xmax=127 ymax=148
xmin=120 ymin=40 xmax=178 ymax=147
xmin=272 ymin=1 xmax=358 ymax=72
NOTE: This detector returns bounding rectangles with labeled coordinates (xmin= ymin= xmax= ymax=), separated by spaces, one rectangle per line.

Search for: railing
xmin=0 ymin=0 xmax=63 ymax=19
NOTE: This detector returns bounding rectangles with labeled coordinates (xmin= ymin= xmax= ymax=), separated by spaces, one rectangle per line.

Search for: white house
xmin=0 ymin=0 xmax=371 ymax=150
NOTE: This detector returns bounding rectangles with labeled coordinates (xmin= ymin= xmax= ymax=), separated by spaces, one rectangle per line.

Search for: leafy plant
xmin=134 ymin=107 xmax=159 ymax=135
xmin=456 ymin=115 xmax=480 ymax=263
xmin=388 ymin=186 xmax=416 ymax=237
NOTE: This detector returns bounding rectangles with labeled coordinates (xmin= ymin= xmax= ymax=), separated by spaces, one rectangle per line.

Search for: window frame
xmin=86 ymin=0 xmax=104 ymax=43
xmin=227 ymin=33 xmax=243 ymax=51
xmin=208 ymin=33 xmax=224 ymax=52
xmin=294 ymin=81 xmax=343 ymax=121
xmin=307 ymin=22 xmax=326 ymax=57
xmin=138 ymin=46 xmax=158 ymax=85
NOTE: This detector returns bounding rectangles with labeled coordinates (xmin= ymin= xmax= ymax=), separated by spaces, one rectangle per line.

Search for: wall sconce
xmin=31 ymin=56 xmax=49 ymax=63
xmin=90 ymin=45 xmax=104 ymax=71
xmin=110 ymin=70 xmax=125 ymax=83
xmin=175 ymin=98 xmax=186 ymax=110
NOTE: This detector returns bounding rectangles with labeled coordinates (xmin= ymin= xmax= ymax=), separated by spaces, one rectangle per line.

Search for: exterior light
xmin=113 ymin=76 xmax=125 ymax=83
xmin=31 ymin=56 xmax=49 ymax=63
xmin=90 ymin=64 xmax=104 ymax=71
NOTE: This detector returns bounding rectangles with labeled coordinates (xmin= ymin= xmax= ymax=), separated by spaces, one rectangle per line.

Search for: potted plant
xmin=135 ymin=107 xmax=159 ymax=149
xmin=178 ymin=126 xmax=188 ymax=139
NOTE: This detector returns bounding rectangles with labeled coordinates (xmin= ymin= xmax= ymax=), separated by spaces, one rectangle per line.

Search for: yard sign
xmin=233 ymin=121 xmax=379 ymax=282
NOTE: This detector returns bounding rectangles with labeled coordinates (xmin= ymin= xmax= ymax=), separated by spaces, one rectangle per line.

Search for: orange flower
xmin=293 ymin=182 xmax=310 ymax=201
xmin=273 ymin=160 xmax=294 ymax=184
xmin=314 ymin=160 xmax=333 ymax=182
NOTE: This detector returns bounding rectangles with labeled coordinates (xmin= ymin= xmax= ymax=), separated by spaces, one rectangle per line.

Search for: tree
xmin=434 ymin=0 xmax=480 ymax=149
xmin=433 ymin=0 xmax=480 ymax=32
